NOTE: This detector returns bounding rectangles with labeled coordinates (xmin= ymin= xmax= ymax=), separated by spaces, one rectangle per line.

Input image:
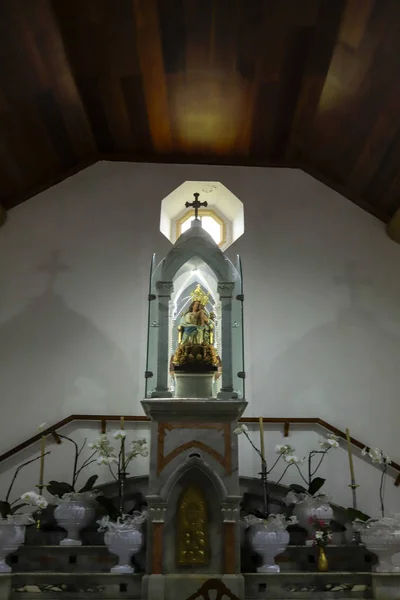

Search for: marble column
xmin=152 ymin=281 xmax=173 ymax=398
xmin=222 ymin=499 xmax=241 ymax=574
xmin=217 ymin=282 xmax=236 ymax=399
xmin=142 ymin=505 xmax=167 ymax=600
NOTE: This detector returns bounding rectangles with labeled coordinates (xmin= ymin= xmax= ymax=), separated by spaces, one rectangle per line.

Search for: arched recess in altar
xmin=160 ymin=456 xmax=227 ymax=574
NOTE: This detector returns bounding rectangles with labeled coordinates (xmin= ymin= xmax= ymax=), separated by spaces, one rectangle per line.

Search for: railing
xmin=1 ymin=413 xmax=399 ymax=486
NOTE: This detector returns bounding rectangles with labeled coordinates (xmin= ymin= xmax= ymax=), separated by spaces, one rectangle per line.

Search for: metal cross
xmin=185 ymin=192 xmax=208 ymax=219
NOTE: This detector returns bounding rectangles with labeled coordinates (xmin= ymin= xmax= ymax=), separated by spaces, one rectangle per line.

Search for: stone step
xmin=10 ymin=572 xmax=142 ymax=600
xmin=245 ymin=572 xmax=373 ymax=599
xmin=2 ymin=572 xmax=397 ymax=600
xmin=11 ymin=544 xmax=373 ymax=574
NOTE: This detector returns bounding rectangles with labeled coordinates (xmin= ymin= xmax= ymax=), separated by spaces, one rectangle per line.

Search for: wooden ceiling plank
xmin=133 ymin=0 xmax=172 ymax=153
xmin=234 ymin=0 xmax=269 ymax=156
xmin=347 ymin=78 xmax=400 ymax=194
xmin=121 ymin=74 xmax=153 ymax=153
xmin=286 ymin=0 xmax=346 ymax=158
xmin=311 ymin=0 xmax=400 ymax=186
xmin=77 ymin=76 xmax=114 ymax=153
xmin=98 ymin=76 xmax=134 ymax=153
xmin=35 ymin=90 xmax=79 ymax=170
xmin=52 ymin=73 xmax=97 ymax=161
xmin=339 ymin=0 xmax=375 ymax=50
xmin=211 ymin=0 xmax=239 ymax=73
xmin=184 ymin=0 xmax=213 ymax=72
xmin=157 ymin=0 xmax=187 ymax=75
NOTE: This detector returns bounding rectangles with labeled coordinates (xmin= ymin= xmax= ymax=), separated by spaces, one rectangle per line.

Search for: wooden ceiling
xmin=1 ymin=0 xmax=400 ymax=221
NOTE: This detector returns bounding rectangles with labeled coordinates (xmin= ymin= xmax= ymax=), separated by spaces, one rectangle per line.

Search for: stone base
xmin=142 ymin=574 xmax=244 ymax=600
xmin=218 ymin=388 xmax=239 ymax=400
xmin=372 ymin=573 xmax=400 ymax=599
xmin=174 ymin=372 xmax=215 ymax=398
xmin=0 ymin=574 xmax=11 ymax=600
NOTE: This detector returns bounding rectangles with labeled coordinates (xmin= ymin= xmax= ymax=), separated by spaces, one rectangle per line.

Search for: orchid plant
xmin=283 ymin=434 xmax=340 ymax=500
xmin=89 ymin=430 xmax=148 ymax=523
xmin=0 ymin=455 xmax=48 ymax=520
xmin=235 ymin=424 xmax=340 ymax=512
xmin=234 ymin=423 xmax=307 ymax=517
xmin=361 ymin=446 xmax=391 ymax=518
xmin=46 ymin=432 xmax=100 ymax=501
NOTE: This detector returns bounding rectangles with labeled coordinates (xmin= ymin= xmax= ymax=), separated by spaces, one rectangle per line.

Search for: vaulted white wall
xmin=1 ymin=161 xmax=400 ymax=516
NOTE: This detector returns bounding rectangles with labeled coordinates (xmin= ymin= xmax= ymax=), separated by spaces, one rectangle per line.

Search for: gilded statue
xmin=177 ymin=485 xmax=209 ymax=566
xmin=172 ymin=285 xmax=219 ymax=371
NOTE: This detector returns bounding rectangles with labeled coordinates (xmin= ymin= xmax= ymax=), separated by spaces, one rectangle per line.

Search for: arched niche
xmin=160 ymin=456 xmax=226 ymax=574
xmin=161 ymin=221 xmax=232 ymax=283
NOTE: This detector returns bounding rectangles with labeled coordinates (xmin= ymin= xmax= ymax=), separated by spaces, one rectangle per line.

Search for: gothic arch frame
xmin=159 ymin=455 xmax=228 ymax=504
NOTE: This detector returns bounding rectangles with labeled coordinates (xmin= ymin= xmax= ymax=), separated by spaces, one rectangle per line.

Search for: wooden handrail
xmin=1 ymin=413 xmax=399 ymax=486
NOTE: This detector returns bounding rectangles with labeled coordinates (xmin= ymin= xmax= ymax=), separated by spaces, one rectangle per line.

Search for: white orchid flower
xmin=319 ymin=434 xmax=339 ymax=450
xmin=362 ymin=447 xmax=391 ymax=464
xmin=275 ymin=444 xmax=295 ymax=455
xmin=33 ymin=496 xmax=48 ymax=509
xmin=284 ymin=454 xmax=301 ymax=464
xmin=233 ymin=424 xmax=248 ymax=435
xmin=21 ymin=491 xmax=48 ymax=509
xmin=21 ymin=491 xmax=39 ymax=502
xmin=113 ymin=430 xmax=127 ymax=440
xmin=315 ymin=531 xmax=323 ymax=540
xmin=96 ymin=455 xmax=117 ymax=466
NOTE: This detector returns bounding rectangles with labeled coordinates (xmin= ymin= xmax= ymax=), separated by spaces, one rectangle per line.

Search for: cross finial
xmin=185 ymin=192 xmax=208 ymax=220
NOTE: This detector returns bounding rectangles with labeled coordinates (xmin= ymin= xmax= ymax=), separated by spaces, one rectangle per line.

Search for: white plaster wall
xmin=1 ymin=160 xmax=400 ymax=516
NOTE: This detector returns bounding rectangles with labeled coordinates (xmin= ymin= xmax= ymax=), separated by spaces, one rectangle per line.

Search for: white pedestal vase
xmin=104 ymin=527 xmax=143 ymax=574
xmin=359 ymin=517 xmax=400 ymax=572
xmin=54 ymin=499 xmax=96 ymax=546
xmin=248 ymin=524 xmax=290 ymax=573
xmin=0 ymin=519 xmax=26 ymax=573
xmin=292 ymin=495 xmax=333 ymax=540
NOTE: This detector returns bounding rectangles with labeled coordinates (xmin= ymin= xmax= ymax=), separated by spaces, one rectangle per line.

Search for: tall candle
xmin=120 ymin=417 xmax=125 ymax=471
xmin=259 ymin=417 xmax=265 ymax=463
xmin=346 ymin=428 xmax=355 ymax=482
xmin=39 ymin=435 xmax=46 ymax=490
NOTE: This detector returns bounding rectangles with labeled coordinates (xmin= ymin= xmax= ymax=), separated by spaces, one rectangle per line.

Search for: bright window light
xmin=179 ymin=211 xmax=224 ymax=246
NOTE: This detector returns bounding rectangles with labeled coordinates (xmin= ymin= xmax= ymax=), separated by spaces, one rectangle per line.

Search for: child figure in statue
xmin=180 ymin=301 xmax=209 ymax=345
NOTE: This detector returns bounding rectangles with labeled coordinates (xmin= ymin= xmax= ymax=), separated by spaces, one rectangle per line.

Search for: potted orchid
xmin=46 ymin=432 xmax=101 ymax=546
xmin=234 ymin=424 xmax=299 ymax=572
xmin=356 ymin=447 xmax=400 ymax=572
xmin=89 ymin=428 xmax=148 ymax=573
xmin=282 ymin=434 xmax=340 ymax=538
xmin=0 ymin=456 xmax=48 ymax=573
xmin=243 ymin=513 xmax=298 ymax=573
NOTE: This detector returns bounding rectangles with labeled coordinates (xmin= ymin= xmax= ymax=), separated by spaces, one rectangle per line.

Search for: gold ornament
xmin=190 ymin=284 xmax=210 ymax=307
xmin=177 ymin=485 xmax=209 ymax=566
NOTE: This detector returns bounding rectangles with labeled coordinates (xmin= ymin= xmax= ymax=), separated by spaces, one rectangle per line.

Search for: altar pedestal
xmin=140 ymin=398 xmax=247 ymax=600
xmin=174 ymin=372 xmax=215 ymax=398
